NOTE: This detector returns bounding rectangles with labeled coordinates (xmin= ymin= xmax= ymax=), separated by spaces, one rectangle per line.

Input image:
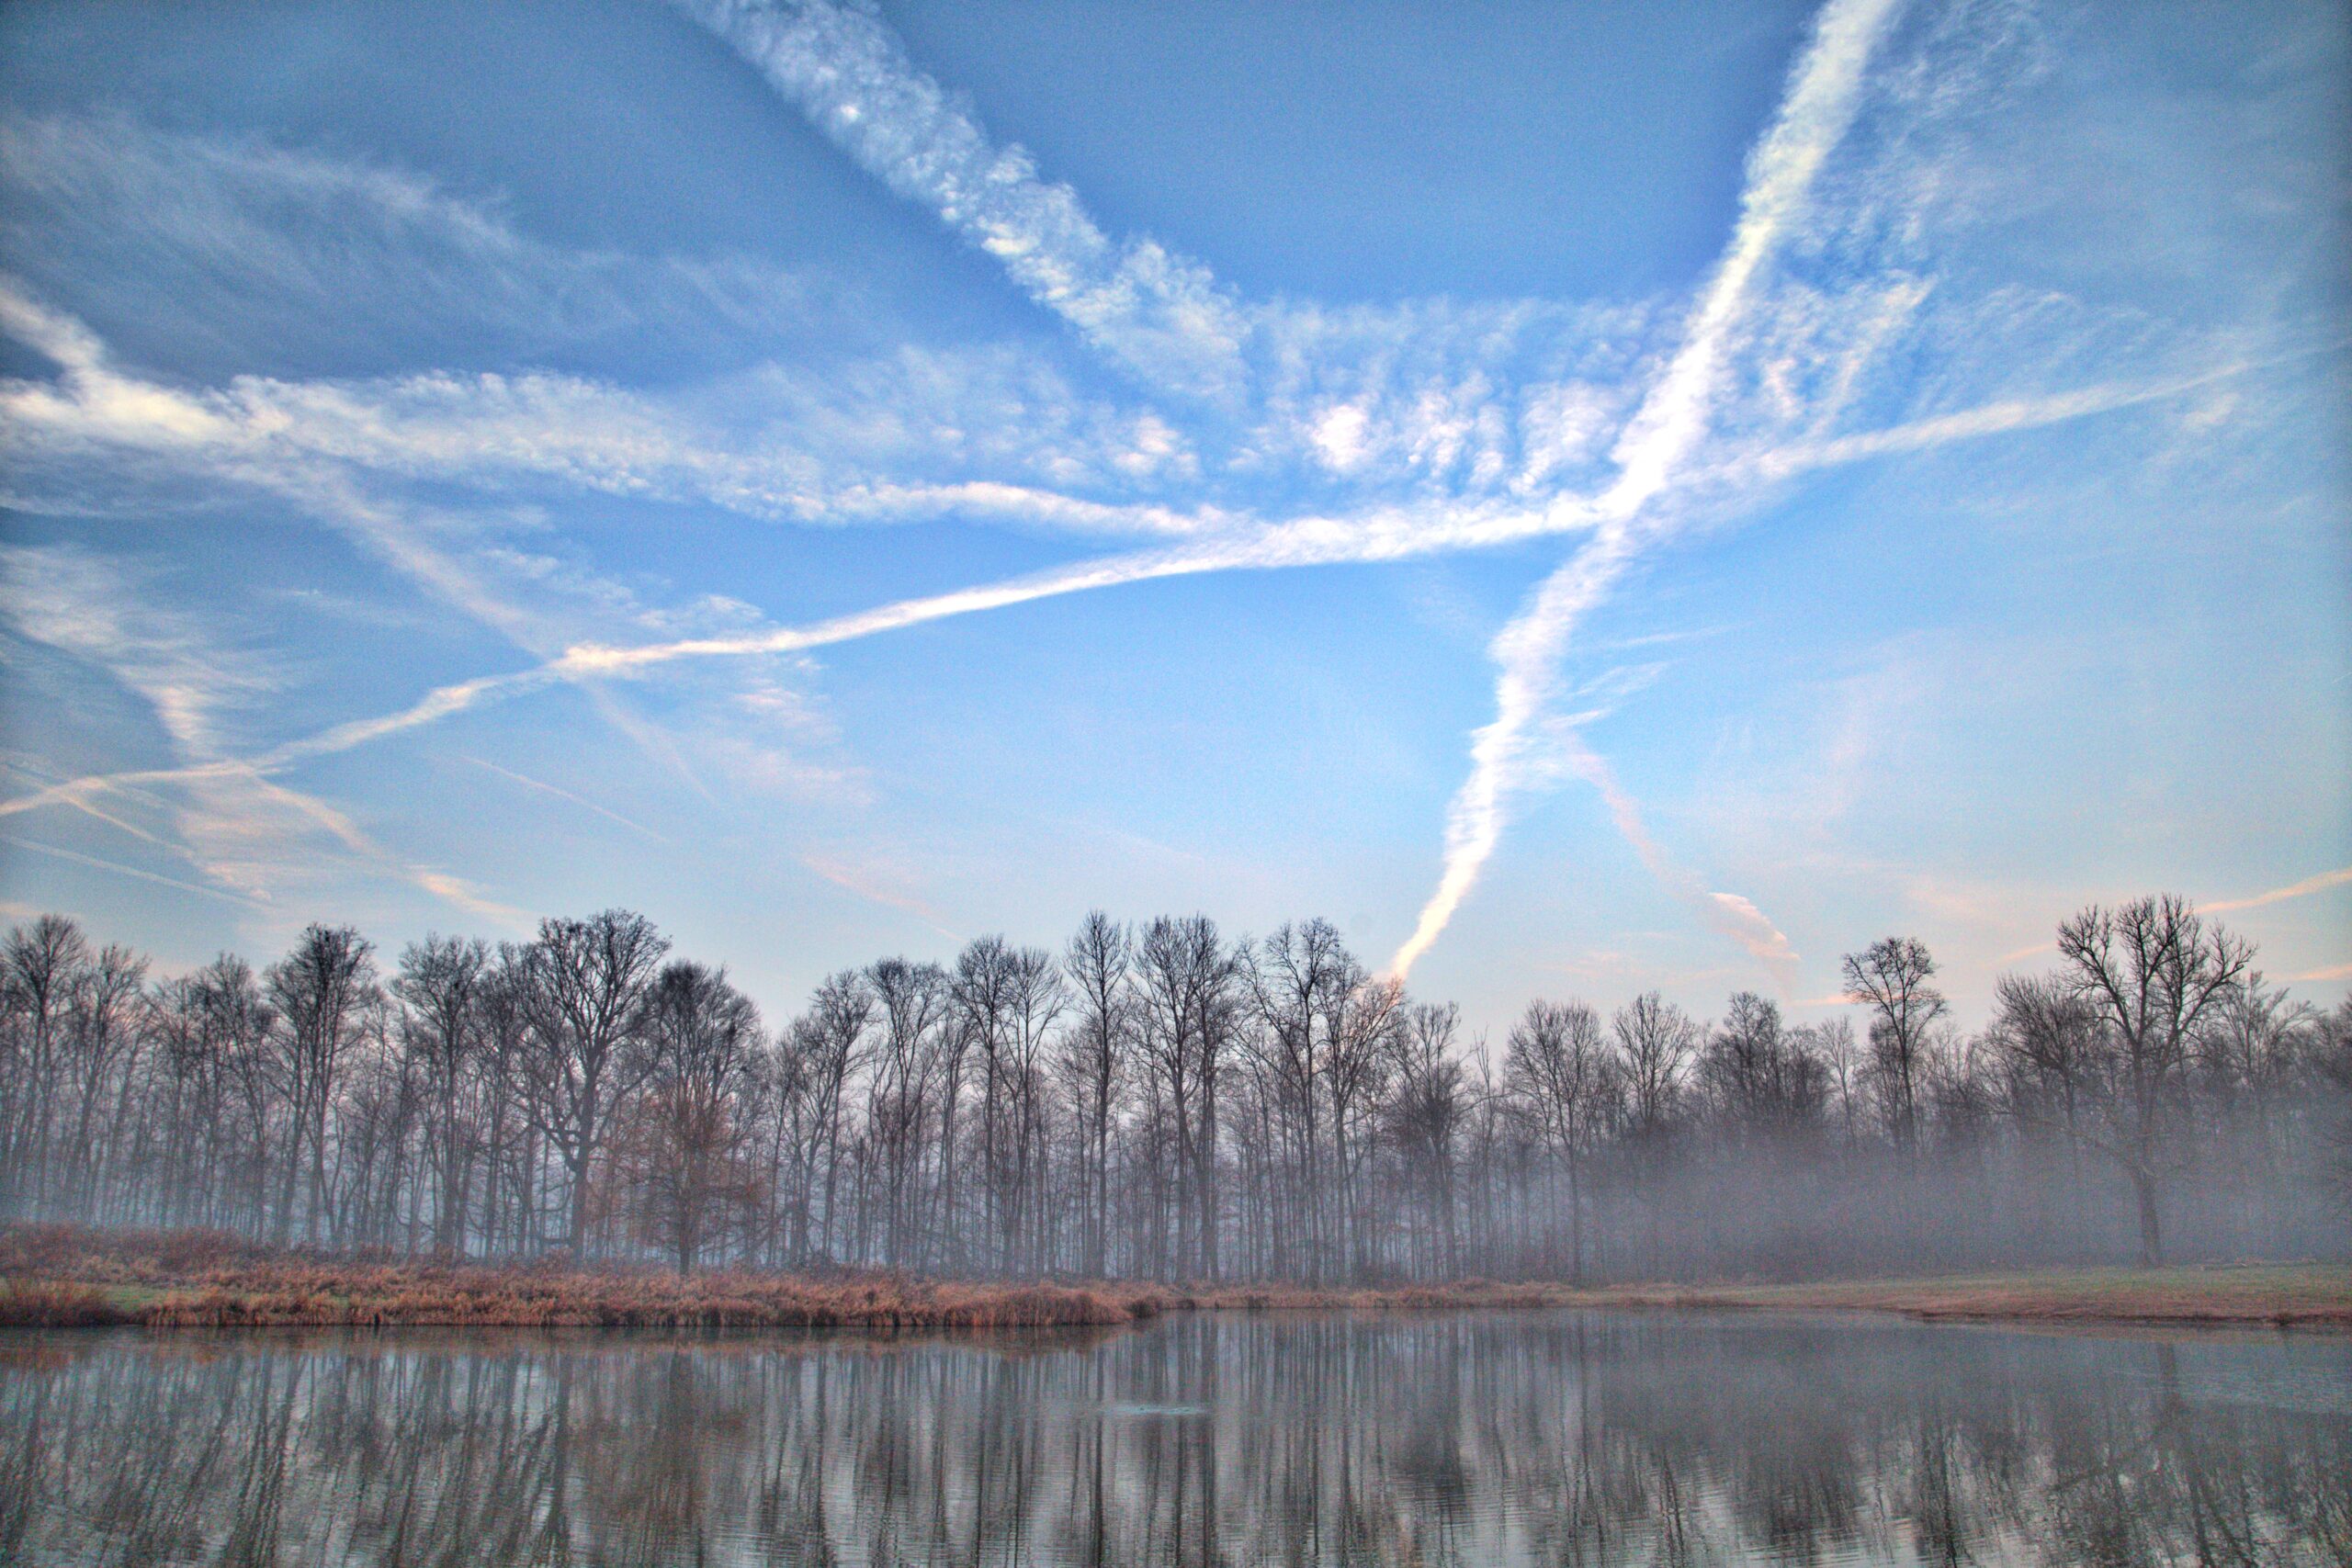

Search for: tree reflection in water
xmin=2 ymin=1312 xmax=2346 ymax=1566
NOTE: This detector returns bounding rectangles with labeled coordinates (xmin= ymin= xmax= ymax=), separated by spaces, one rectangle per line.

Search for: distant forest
xmin=1 ymin=894 xmax=2343 ymax=1283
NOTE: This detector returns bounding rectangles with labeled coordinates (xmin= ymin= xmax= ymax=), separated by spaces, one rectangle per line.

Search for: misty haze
xmin=1 ymin=0 xmax=2346 ymax=1564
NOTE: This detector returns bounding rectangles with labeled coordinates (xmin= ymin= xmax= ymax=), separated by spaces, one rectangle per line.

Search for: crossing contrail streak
xmin=1390 ymin=0 xmax=1907 ymax=979
xmin=0 ymin=362 xmax=2208 ymax=850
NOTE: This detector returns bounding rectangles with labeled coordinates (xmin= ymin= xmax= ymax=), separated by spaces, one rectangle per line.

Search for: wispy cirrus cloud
xmin=0 ymin=542 xmax=280 ymax=759
xmin=0 ymin=110 xmax=820 ymax=375
xmin=0 ymin=544 xmax=527 ymax=927
xmin=0 ymin=112 xmax=1667 ymax=520
xmin=678 ymin=0 xmax=1250 ymax=405
xmin=0 ymin=275 xmax=1226 ymax=547
xmin=1 ymin=0 xmax=2298 ymax=984
xmin=0 ymin=270 xmax=2233 ymax=963
xmin=800 ymin=849 xmax=959 ymax=942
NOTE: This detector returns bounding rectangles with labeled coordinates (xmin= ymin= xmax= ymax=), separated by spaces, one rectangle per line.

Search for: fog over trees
xmin=1 ymin=896 xmax=2344 ymax=1282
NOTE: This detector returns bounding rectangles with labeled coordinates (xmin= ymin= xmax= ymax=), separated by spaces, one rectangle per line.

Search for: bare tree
xmin=266 ymin=925 xmax=377 ymax=1245
xmin=1328 ymin=967 xmax=1402 ymax=1279
xmin=633 ymin=961 xmax=763 ymax=1272
xmin=1701 ymin=992 xmax=1815 ymax=1137
xmin=950 ymin=936 xmax=1023 ymax=1271
xmin=1247 ymin=919 xmax=1347 ymax=1278
xmin=996 ymin=943 xmax=1064 ymax=1271
xmin=1386 ymin=1001 xmax=1466 ymax=1277
xmin=1612 ymin=992 xmax=1694 ymax=1277
xmin=1136 ymin=916 xmax=1239 ymax=1281
xmin=1842 ymin=937 xmax=1948 ymax=1152
xmin=1613 ymin=993 xmax=1693 ymax=1142
xmin=2053 ymin=895 xmax=2251 ymax=1264
xmin=865 ymin=957 xmax=948 ymax=1269
xmin=785 ymin=970 xmax=872 ymax=1267
xmin=475 ymin=954 xmax=535 ymax=1254
xmin=1506 ymin=999 xmax=1617 ymax=1282
xmin=1809 ymin=1015 xmax=1864 ymax=1148
xmin=1991 ymin=973 xmax=2100 ymax=1192
xmin=193 ymin=954 xmax=276 ymax=1233
xmin=1058 ymin=912 xmax=1132 ymax=1277
xmin=395 ymin=934 xmax=489 ymax=1254
xmin=59 ymin=943 xmax=147 ymax=1217
xmin=516 ymin=910 xmax=669 ymax=1255
xmin=2206 ymin=972 xmax=2318 ymax=1213
xmin=2320 ymin=999 xmax=2352 ymax=1214
xmin=2 ymin=913 xmax=88 ymax=1213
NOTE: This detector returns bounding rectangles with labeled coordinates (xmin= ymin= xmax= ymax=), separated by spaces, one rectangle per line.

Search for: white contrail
xmin=0 ymin=336 xmax=2212 ymax=864
xmin=1745 ymin=366 xmax=2256 ymax=480
xmin=1556 ymin=734 xmax=1799 ymax=981
xmin=1390 ymin=527 xmax=1644 ymax=981
xmin=4 ymin=263 xmax=2213 ymax=594
xmin=460 ymin=756 xmax=673 ymax=845
xmin=0 ymin=355 xmax=2206 ymax=847
xmin=678 ymin=0 xmax=1248 ymax=403
xmin=0 ymin=500 xmax=1569 ymax=825
xmin=2205 ymin=865 xmax=2352 ymax=914
xmin=1 ymin=131 xmax=2219 ymax=931
xmin=548 ymin=494 xmax=1605 ymax=677
xmin=1391 ymin=0 xmax=1905 ymax=979
xmin=233 ymin=769 xmax=530 ymax=927
xmin=0 ymin=831 xmax=269 ymax=908
xmin=2 ymin=10 xmax=2269 ymax=957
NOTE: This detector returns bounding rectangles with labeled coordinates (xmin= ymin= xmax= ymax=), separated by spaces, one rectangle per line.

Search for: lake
xmin=2 ymin=1311 xmax=2345 ymax=1565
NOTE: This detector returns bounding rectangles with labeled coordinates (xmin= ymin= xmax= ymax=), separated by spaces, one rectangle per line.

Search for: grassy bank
xmin=0 ymin=1225 xmax=1166 ymax=1330
xmin=3 ymin=1225 xmax=2344 ymax=1331
xmin=1636 ymin=1266 xmax=2352 ymax=1329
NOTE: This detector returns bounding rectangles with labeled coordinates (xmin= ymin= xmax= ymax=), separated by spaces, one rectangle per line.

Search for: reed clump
xmin=0 ymin=1280 xmax=141 ymax=1327
xmin=130 ymin=1264 xmax=1150 ymax=1331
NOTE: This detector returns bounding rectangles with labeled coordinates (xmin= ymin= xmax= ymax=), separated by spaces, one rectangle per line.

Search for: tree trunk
xmin=1567 ymin=1151 xmax=1585 ymax=1286
xmin=566 ymin=1145 xmax=592 ymax=1256
xmin=2132 ymin=1168 xmax=2164 ymax=1267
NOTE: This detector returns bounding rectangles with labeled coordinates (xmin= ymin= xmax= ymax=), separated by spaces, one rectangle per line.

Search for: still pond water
xmin=1 ymin=1310 xmax=2346 ymax=1566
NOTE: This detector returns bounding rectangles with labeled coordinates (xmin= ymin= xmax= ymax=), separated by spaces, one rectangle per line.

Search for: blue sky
xmin=0 ymin=0 xmax=2345 ymax=1037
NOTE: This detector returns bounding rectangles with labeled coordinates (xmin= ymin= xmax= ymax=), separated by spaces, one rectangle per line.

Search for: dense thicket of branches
xmin=1 ymin=896 xmax=2343 ymax=1281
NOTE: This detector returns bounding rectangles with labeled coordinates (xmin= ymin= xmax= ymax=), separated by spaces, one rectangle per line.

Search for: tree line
xmin=0 ymin=894 xmax=2343 ymax=1280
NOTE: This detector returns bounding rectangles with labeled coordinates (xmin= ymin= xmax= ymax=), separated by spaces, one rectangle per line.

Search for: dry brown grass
xmin=0 ymin=1280 xmax=141 ymax=1327
xmin=0 ymin=1224 xmax=1149 ymax=1330
xmin=3 ymin=1225 xmax=2344 ymax=1332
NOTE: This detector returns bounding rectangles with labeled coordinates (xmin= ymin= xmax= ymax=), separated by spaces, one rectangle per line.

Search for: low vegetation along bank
xmin=2 ymin=1226 xmax=2345 ymax=1333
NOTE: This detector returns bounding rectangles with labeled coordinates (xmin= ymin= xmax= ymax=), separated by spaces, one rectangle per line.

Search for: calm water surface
xmin=2 ymin=1310 xmax=2346 ymax=1565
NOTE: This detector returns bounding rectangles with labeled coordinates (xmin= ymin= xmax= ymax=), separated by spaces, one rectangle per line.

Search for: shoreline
xmin=3 ymin=1227 xmax=2345 ymax=1333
